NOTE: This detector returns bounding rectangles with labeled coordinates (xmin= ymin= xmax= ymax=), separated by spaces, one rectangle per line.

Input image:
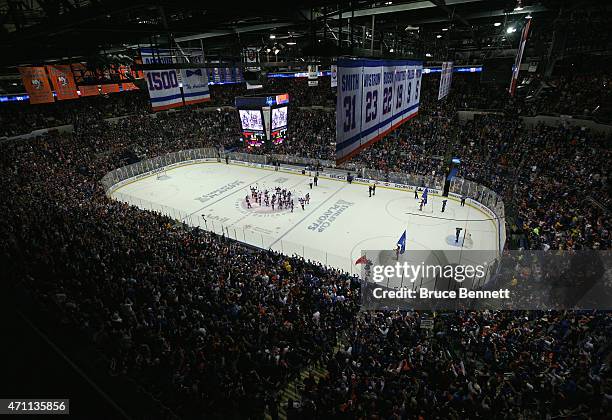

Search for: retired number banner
xmin=437 ymin=61 xmax=453 ymax=100
xmin=336 ymin=58 xmax=422 ymax=163
xmin=144 ymin=69 xmax=183 ymax=111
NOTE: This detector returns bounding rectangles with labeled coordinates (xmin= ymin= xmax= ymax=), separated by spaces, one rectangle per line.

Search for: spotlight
xmin=442 ymin=28 xmax=448 ymax=31
xmin=436 ymin=34 xmax=442 ymax=38
xmin=269 ymin=34 xmax=276 ymax=39
xmin=425 ymin=53 xmax=432 ymax=57
xmin=525 ymin=14 xmax=532 ymax=19
xmin=506 ymin=27 xmax=516 ymax=34
xmin=286 ymin=41 xmax=296 ymax=45
xmin=494 ymin=22 xmax=502 ymax=27
xmin=389 ymin=48 xmax=394 ymax=52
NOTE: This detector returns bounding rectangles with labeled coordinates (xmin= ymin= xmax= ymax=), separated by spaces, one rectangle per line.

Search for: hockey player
xmin=414 ymin=189 xmax=419 ymax=199
xmin=305 ymin=193 xmax=310 ymax=204
xmin=372 ymin=184 xmax=376 ymax=196
xmin=455 ymin=227 xmax=463 ymax=243
xmin=419 ymin=199 xmax=424 ymax=211
xmin=441 ymin=199 xmax=447 ymax=213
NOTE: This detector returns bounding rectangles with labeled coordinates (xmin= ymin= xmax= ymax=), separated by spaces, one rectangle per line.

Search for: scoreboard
xmin=336 ymin=58 xmax=423 ymax=163
xmin=235 ymin=93 xmax=289 ymax=147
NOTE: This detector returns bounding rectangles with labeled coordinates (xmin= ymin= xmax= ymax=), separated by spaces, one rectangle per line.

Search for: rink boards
xmin=110 ymin=160 xmax=501 ymax=275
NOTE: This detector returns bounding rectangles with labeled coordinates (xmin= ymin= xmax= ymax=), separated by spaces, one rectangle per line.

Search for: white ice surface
xmin=111 ymin=162 xmax=499 ymax=275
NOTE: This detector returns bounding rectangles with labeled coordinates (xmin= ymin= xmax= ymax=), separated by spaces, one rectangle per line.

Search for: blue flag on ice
xmin=397 ymin=230 xmax=407 ymax=254
xmin=422 ymin=188 xmax=428 ymax=205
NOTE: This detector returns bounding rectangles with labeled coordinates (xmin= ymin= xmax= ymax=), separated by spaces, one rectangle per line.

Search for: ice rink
xmin=111 ymin=161 xmax=500 ymax=274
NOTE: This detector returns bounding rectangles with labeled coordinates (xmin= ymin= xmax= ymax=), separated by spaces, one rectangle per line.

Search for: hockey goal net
xmin=156 ymin=170 xmax=168 ymax=180
xmin=462 ymin=231 xmax=474 ymax=248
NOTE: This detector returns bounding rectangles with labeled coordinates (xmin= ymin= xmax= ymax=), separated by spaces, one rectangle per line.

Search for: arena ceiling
xmin=0 ymin=0 xmax=607 ymax=68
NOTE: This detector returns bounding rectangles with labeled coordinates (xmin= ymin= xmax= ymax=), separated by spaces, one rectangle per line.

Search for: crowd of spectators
xmin=526 ymin=71 xmax=612 ymax=121
xmin=294 ymin=310 xmax=611 ymax=419
xmin=266 ymin=78 xmax=335 ymax=108
xmin=74 ymin=108 xmax=240 ymax=166
xmin=0 ymin=91 xmax=149 ymax=137
xmin=2 ymin=67 xmax=611 ymax=419
xmin=1 ymin=128 xmax=359 ymax=418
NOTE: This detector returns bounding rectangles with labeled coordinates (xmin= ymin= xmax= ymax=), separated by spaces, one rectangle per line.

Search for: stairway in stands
xmin=272 ymin=359 xmax=329 ymax=420
xmin=267 ymin=332 xmax=350 ymax=420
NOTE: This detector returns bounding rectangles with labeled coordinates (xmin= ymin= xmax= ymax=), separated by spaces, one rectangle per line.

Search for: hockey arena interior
xmin=1 ymin=1 xmax=611 ymax=419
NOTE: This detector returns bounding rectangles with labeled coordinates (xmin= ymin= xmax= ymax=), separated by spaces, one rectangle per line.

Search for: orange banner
xmin=121 ymin=82 xmax=139 ymax=91
xmin=46 ymin=65 xmax=79 ymax=100
xmin=78 ymin=85 xmax=100 ymax=97
xmin=101 ymin=84 xmax=120 ymax=94
xmin=132 ymin=58 xmax=145 ymax=79
xmin=19 ymin=67 xmax=54 ymax=104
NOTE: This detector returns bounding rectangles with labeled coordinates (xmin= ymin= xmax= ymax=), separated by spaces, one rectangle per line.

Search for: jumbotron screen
xmin=238 ymin=109 xmax=264 ymax=131
xmin=271 ymin=106 xmax=288 ymax=144
xmin=271 ymin=106 xmax=287 ymax=130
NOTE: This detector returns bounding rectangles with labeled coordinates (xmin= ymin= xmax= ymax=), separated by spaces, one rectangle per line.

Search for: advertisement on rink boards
xmin=336 ymin=57 xmax=423 ymax=163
